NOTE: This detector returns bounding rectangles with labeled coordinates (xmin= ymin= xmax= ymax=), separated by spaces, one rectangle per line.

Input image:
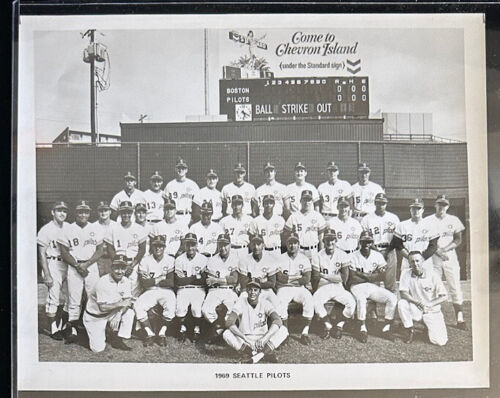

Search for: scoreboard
xmin=219 ymin=76 xmax=369 ymax=121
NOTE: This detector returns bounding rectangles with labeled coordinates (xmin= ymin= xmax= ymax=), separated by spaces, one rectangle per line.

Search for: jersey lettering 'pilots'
xmin=193 ymin=188 xmax=223 ymax=221
xmin=37 ymin=220 xmax=68 ymax=258
xmin=142 ymin=189 xmax=165 ymax=222
xmin=312 ymin=248 xmax=351 ymax=288
xmin=285 ymin=210 xmax=326 ymax=247
xmin=254 ymin=182 xmax=287 ymax=216
xmin=393 ymin=217 xmax=440 ymax=253
xmin=249 ymin=214 xmax=285 ymax=249
xmin=110 ymin=190 xmax=146 ymax=212
xmin=318 ymin=179 xmax=353 ymax=216
xmin=222 ymin=182 xmax=255 ymax=216
xmin=150 ymin=220 xmax=189 ymax=256
xmin=326 ymin=217 xmax=363 ymax=252
xmin=361 ymin=212 xmax=400 ymax=246
xmin=164 ymin=179 xmax=200 ymax=213
xmin=104 ymin=223 xmax=148 ymax=259
xmin=285 ymin=182 xmax=319 ymax=213
xmin=188 ymin=221 xmax=225 ymax=255
xmin=58 ymin=222 xmax=104 ymax=261
xmin=220 ymin=215 xmax=253 ymax=247
xmin=352 ymin=181 xmax=384 ymax=215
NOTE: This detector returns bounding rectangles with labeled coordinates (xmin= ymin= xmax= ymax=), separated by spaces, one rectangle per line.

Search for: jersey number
xmin=69 ymin=238 xmax=79 ymax=247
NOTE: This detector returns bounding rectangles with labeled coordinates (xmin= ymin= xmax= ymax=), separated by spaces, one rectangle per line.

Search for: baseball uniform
xmin=110 ymin=189 xmax=146 ymax=222
xmin=193 ymin=187 xmax=223 ymax=221
xmin=254 ymin=181 xmax=287 ymax=216
xmin=142 ymin=189 xmax=165 ymax=223
xmin=284 ymin=210 xmax=326 ymax=259
xmin=349 ymin=249 xmax=397 ymax=321
xmin=425 ymin=213 xmax=466 ymax=305
xmin=249 ymin=214 xmax=285 ymax=257
xmin=311 ymin=249 xmax=356 ymax=319
xmin=58 ymin=221 xmax=103 ymax=322
xmin=188 ymin=221 xmax=225 ymax=257
xmin=174 ymin=252 xmax=208 ymax=318
xmin=83 ymin=273 xmax=134 ymax=353
xmin=285 ymin=182 xmax=320 ymax=213
xmin=326 ymin=216 xmax=363 ymax=254
xmin=150 ymin=219 xmax=189 ymax=257
xmin=398 ymin=268 xmax=448 ymax=346
xmin=164 ymin=178 xmax=200 ymax=225
xmin=318 ymin=179 xmax=354 ymax=219
xmin=219 ymin=214 xmax=253 ymax=258
xmin=351 ymin=181 xmax=384 ymax=217
xmin=222 ymin=182 xmax=256 ymax=216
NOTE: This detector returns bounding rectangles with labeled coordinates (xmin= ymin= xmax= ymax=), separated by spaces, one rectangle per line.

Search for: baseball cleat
xmin=332 ymin=326 xmax=343 ymax=339
xmin=457 ymin=321 xmax=468 ymax=331
xmin=192 ymin=331 xmax=201 ymax=343
xmin=157 ymin=336 xmax=167 ymax=347
xmin=300 ymin=334 xmax=312 ymax=346
xmin=359 ymin=330 xmax=368 ymax=343
xmin=110 ymin=337 xmax=132 ymax=351
xmin=178 ymin=330 xmax=187 ymax=342
xmin=265 ymin=353 xmax=279 ymax=363
xmin=50 ymin=331 xmax=64 ymax=341
xmin=64 ymin=332 xmax=78 ymax=345
xmin=143 ymin=335 xmax=155 ymax=347
xmin=403 ymin=328 xmax=414 ymax=344
xmin=382 ymin=329 xmax=394 ymax=342
xmin=320 ymin=327 xmax=331 ymax=340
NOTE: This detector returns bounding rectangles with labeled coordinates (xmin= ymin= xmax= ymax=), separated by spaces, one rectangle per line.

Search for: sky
xmin=32 ymin=26 xmax=465 ymax=143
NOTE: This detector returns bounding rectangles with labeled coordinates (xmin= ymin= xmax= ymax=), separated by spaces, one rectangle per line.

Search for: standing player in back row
xmin=222 ymin=163 xmax=255 ymax=217
xmin=192 ymin=169 xmax=223 ymax=223
xmin=318 ymin=161 xmax=354 ymax=221
xmin=283 ymin=162 xmax=320 ymax=217
xmin=253 ymin=162 xmax=287 ymax=217
xmin=425 ymin=195 xmax=467 ymax=330
xmin=143 ymin=171 xmax=165 ymax=224
xmin=164 ymin=158 xmax=199 ymax=226
xmin=110 ymin=172 xmax=146 ymax=221
xmin=351 ymin=163 xmax=384 ymax=221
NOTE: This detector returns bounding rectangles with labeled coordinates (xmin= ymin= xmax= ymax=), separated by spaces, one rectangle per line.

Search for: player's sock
xmin=302 ymin=325 xmax=310 ymax=335
xmin=336 ymin=321 xmax=345 ymax=329
xmin=382 ymin=323 xmax=391 ymax=332
xmin=324 ymin=321 xmax=333 ymax=330
xmin=457 ymin=311 xmax=464 ymax=323
xmin=180 ymin=324 xmax=187 ymax=333
xmin=49 ymin=318 xmax=59 ymax=335
xmin=144 ymin=326 xmax=155 ymax=337
xmin=139 ymin=319 xmax=155 ymax=336
xmin=252 ymin=352 xmax=265 ymax=364
xmin=360 ymin=323 xmax=367 ymax=333
xmin=158 ymin=325 xmax=167 ymax=337
xmin=194 ymin=325 xmax=201 ymax=334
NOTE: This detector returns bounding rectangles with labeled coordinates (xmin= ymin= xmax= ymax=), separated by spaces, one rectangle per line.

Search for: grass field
xmin=38 ymin=284 xmax=473 ymax=364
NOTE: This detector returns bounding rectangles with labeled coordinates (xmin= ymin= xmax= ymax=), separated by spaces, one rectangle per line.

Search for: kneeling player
xmin=398 ymin=251 xmax=448 ymax=346
xmin=82 ymin=255 xmax=134 ymax=353
xmin=134 ymin=235 xmax=176 ymax=347
xmin=276 ymin=233 xmax=314 ymax=345
xmin=223 ymin=280 xmax=288 ymax=363
xmin=311 ymin=228 xmax=356 ymax=339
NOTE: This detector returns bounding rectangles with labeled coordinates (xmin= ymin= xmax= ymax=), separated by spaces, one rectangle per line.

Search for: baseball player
xmin=37 ymin=201 xmax=70 ymax=340
xmin=425 ymin=194 xmax=467 ymax=330
xmin=135 ymin=202 xmax=153 ymax=255
xmin=326 ymin=197 xmax=363 ymax=255
xmin=284 ymin=190 xmax=326 ymax=261
xmin=351 ymin=163 xmax=384 ymax=220
xmin=318 ymin=161 xmax=354 ymax=220
xmin=237 ymin=235 xmax=283 ymax=316
xmin=249 ymin=194 xmax=285 ymax=259
xmin=143 ymin=171 xmax=165 ymax=224
xmin=104 ymin=201 xmax=148 ymax=298
xmin=348 ymin=230 xmax=397 ymax=343
xmin=311 ymin=228 xmax=356 ymax=340
xmin=398 ymin=251 xmax=448 ymax=346
xmin=219 ymin=195 xmax=253 ymax=259
xmin=253 ymin=162 xmax=287 ymax=217
xmin=390 ymin=198 xmax=439 ymax=272
xmin=221 ymin=163 xmax=256 ymax=217
xmin=82 ymin=254 xmax=134 ymax=352
xmin=164 ymin=158 xmax=200 ymax=226
xmin=361 ymin=193 xmax=400 ymax=293
xmin=283 ymin=162 xmax=320 ymax=217
xmin=110 ymin=171 xmax=146 ymax=221
xmin=150 ymin=198 xmax=189 ymax=258
xmin=58 ymin=200 xmax=104 ymax=343
xmin=223 ymin=280 xmax=288 ymax=364
xmin=174 ymin=232 xmax=208 ymax=342
xmin=133 ymin=235 xmax=176 ymax=347
xmin=202 ymin=233 xmax=240 ymax=343
xmin=93 ymin=201 xmax=116 ymax=276
xmin=276 ymin=233 xmax=314 ymax=345
xmin=188 ymin=201 xmax=224 ymax=257
xmin=192 ymin=169 xmax=223 ymax=223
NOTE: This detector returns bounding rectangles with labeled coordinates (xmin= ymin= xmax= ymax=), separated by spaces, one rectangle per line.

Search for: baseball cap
xmin=358 ymin=162 xmax=371 ymax=172
xmin=262 ymin=194 xmax=275 ymax=204
xmin=124 ymin=171 xmax=136 ymax=180
xmin=111 ymin=255 xmax=128 ymax=267
xmin=287 ymin=233 xmax=300 ymax=243
xmin=359 ymin=230 xmax=374 ymax=242
xmin=409 ymin=198 xmax=424 ymax=208
xmin=52 ymin=201 xmax=68 ymax=210
xmin=435 ymin=194 xmax=450 ymax=205
xmin=207 ymin=169 xmax=218 ymax=178
xmin=135 ymin=202 xmax=147 ymax=212
xmin=118 ymin=201 xmax=134 ymax=212
xmin=163 ymin=198 xmax=176 ymax=209
xmin=75 ymin=200 xmax=91 ymax=211
xmin=301 ymin=190 xmax=313 ymax=200
xmin=176 ymin=158 xmax=188 ymax=168
xmin=231 ymin=194 xmax=244 ymax=204
xmin=217 ymin=233 xmax=231 ymax=245
xmin=337 ymin=197 xmax=350 ymax=208
xmin=246 ymin=279 xmax=261 ymax=290
xmin=375 ymin=193 xmax=388 ymax=203
xmin=200 ymin=201 xmax=213 ymax=213
xmin=323 ymin=228 xmax=337 ymax=241
xmin=295 ymin=162 xmax=306 ymax=170
xmin=326 ymin=161 xmax=339 ymax=171
xmin=250 ymin=234 xmax=264 ymax=244
xmin=97 ymin=201 xmax=111 ymax=210
xmin=184 ymin=232 xmax=198 ymax=243
xmin=263 ymin=161 xmax=275 ymax=170
xmin=233 ymin=162 xmax=246 ymax=172
xmin=150 ymin=171 xmax=163 ymax=181
xmin=150 ymin=235 xmax=166 ymax=247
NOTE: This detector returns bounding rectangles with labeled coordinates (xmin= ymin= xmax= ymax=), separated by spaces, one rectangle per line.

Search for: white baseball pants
xmin=202 ymin=288 xmax=238 ymax=323
xmin=223 ymin=325 xmax=289 ymax=352
xmin=277 ymin=286 xmax=314 ymax=320
xmin=313 ymin=283 xmax=356 ymax=319
xmin=398 ymin=299 xmax=448 ymax=346
xmin=67 ymin=263 xmax=100 ymax=322
xmin=175 ymin=287 xmax=206 ymax=317
xmin=45 ymin=259 xmax=68 ymax=314
xmin=432 ymin=251 xmax=463 ymax=305
xmin=127 ymin=265 xmax=143 ymax=298
xmin=134 ymin=288 xmax=176 ymax=321
xmin=350 ymin=282 xmax=397 ymax=321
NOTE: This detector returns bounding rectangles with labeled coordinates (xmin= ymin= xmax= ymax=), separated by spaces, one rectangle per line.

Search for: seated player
xmin=311 ymin=228 xmax=356 ymax=339
xmin=82 ymin=255 xmax=135 ymax=353
xmin=223 ymin=280 xmax=289 ymax=364
xmin=398 ymin=251 xmax=449 ymax=346
xmin=134 ymin=235 xmax=176 ymax=347
xmin=276 ymin=233 xmax=314 ymax=345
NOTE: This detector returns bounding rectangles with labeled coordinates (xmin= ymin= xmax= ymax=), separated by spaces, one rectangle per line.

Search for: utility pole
xmin=89 ymin=29 xmax=96 ymax=144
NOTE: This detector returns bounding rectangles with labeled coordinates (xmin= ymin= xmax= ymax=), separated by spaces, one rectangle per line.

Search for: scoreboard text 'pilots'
xmin=219 ymin=76 xmax=369 ymax=121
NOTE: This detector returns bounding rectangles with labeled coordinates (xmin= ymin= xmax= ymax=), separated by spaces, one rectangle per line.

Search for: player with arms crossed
xmin=425 ymin=194 xmax=467 ymax=330
xmin=326 ymin=197 xmax=363 ymax=255
xmin=202 ymin=233 xmax=240 ymax=343
xmin=58 ymin=200 xmax=104 ymax=343
xmin=351 ymin=163 xmax=384 ymax=221
xmin=398 ymin=251 xmax=448 ymax=346
xmin=143 ymin=171 xmax=165 ymax=224
xmin=220 ymin=194 xmax=253 ymax=259
xmin=311 ymin=228 xmax=356 ymax=340
xmin=221 ymin=163 xmax=255 ymax=217
xmin=94 ymin=201 xmax=116 ymax=275
xmin=318 ymin=161 xmax=354 ymax=220
xmin=361 ymin=193 xmax=400 ymax=293
xmin=276 ymin=233 xmax=314 ymax=345
xmin=37 ymin=201 xmax=70 ymax=340
xmin=189 ymin=201 xmax=224 ymax=257
xmin=151 ymin=198 xmax=189 ymax=258
xmin=253 ymin=162 xmax=287 ymax=217
xmin=192 ymin=169 xmax=223 ymax=223
xmin=348 ymin=230 xmax=397 ymax=343
xmin=174 ymin=232 xmax=207 ymax=342
xmin=110 ymin=171 xmax=146 ymax=221
xmin=283 ymin=162 xmax=320 ymax=217
xmin=134 ymin=235 xmax=176 ymax=347
xmin=83 ymin=255 xmax=134 ymax=352
xmin=223 ymin=280 xmax=288 ymax=364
